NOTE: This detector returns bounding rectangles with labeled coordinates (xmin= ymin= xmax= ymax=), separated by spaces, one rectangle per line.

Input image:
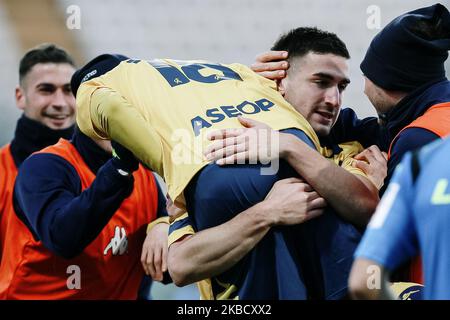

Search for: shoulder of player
xmin=391 ymin=127 xmax=440 ymax=161
xmin=17 ymin=153 xmax=80 ymax=187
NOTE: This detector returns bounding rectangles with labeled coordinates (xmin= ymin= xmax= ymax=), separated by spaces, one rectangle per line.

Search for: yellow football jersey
xmin=324 ymin=141 xmax=367 ymax=177
xmin=76 ymin=58 xmax=321 ymax=207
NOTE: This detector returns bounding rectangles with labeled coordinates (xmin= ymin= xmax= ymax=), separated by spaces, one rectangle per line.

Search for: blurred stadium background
xmin=0 ymin=0 xmax=448 ymax=299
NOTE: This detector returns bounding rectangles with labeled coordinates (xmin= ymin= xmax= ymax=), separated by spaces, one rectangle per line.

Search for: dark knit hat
xmin=361 ymin=3 xmax=450 ymax=92
xmin=71 ymin=54 xmax=129 ymax=96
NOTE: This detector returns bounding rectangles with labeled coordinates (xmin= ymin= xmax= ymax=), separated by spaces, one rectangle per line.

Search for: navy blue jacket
xmin=331 ymin=80 xmax=450 ymax=195
xmin=381 ymin=79 xmax=450 ymax=194
xmin=13 ymin=129 xmax=166 ymax=259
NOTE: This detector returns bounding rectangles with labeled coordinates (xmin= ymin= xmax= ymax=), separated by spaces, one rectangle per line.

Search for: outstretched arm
xmin=14 ymin=153 xmax=136 ymax=259
xmin=205 ymin=117 xmax=379 ymax=228
xmin=78 ymin=86 xmax=164 ymax=175
xmin=350 ymin=152 xmax=421 ymax=299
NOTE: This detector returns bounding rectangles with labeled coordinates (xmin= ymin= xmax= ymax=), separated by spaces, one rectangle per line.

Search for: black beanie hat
xmin=71 ymin=53 xmax=129 ymax=97
xmin=361 ymin=3 xmax=450 ymax=92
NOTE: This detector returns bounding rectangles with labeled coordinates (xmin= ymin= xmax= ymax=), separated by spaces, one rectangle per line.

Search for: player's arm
xmin=349 ymin=258 xmax=396 ymax=300
xmin=381 ymin=128 xmax=439 ymax=195
xmin=13 ymin=151 xmax=136 ymax=259
xmin=349 ymin=153 xmax=419 ymax=299
xmin=168 ymin=178 xmax=326 ymax=286
xmin=78 ymin=86 xmax=164 ymax=174
xmin=205 ymin=117 xmax=379 ymax=228
xmin=141 ymin=177 xmax=171 ymax=282
xmin=250 ymin=50 xmax=289 ymax=80
xmin=352 ymin=145 xmax=388 ymax=190
xmin=279 ymin=133 xmax=379 ymax=227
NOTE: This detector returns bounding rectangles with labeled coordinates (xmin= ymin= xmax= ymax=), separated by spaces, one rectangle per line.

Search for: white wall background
xmin=1 ymin=0 xmax=449 ymax=145
xmin=0 ymin=1 xmax=22 ymax=145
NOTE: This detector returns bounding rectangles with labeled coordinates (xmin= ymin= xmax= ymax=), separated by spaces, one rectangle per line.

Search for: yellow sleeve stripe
xmin=172 ymin=212 xmax=190 ymax=223
xmin=198 ymin=279 xmax=214 ymax=300
xmin=168 ymin=225 xmax=195 ymax=247
xmin=215 ymin=278 xmax=239 ymax=300
xmin=146 ymin=216 xmax=170 ymax=234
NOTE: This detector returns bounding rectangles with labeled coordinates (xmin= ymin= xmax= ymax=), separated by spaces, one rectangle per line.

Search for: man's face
xmin=16 ymin=63 xmax=76 ymax=130
xmin=363 ymin=77 xmax=397 ymax=116
xmin=279 ymin=53 xmax=350 ymax=137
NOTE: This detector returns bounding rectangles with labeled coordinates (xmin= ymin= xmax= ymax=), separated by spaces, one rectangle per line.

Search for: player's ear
xmin=15 ymin=86 xmax=26 ymax=110
xmin=277 ymin=79 xmax=286 ymax=97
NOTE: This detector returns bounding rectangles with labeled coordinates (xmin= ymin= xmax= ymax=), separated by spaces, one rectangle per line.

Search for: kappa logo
xmin=402 ymin=289 xmax=420 ymax=300
xmin=103 ymin=226 xmax=128 ymax=255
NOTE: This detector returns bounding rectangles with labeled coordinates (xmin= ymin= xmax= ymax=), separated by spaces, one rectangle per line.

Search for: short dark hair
xmin=271 ymin=27 xmax=350 ymax=61
xmin=19 ymin=43 xmax=76 ymax=84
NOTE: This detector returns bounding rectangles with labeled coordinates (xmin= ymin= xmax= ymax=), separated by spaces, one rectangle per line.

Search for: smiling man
xmin=16 ymin=46 xmax=76 ymax=130
xmin=0 ymin=44 xmax=76 ymax=262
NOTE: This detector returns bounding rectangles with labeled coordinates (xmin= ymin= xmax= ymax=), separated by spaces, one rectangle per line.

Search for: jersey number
xmin=127 ymin=59 xmax=242 ymax=87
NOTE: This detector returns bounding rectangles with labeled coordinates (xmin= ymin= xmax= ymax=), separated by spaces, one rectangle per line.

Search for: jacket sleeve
xmin=153 ymin=173 xmax=168 ymax=218
xmin=381 ymin=127 xmax=439 ymax=195
xmin=14 ymin=153 xmax=135 ymax=259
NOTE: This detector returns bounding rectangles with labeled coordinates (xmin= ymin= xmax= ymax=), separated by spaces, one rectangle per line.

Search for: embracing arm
xmin=168 ymin=178 xmax=325 ymax=286
xmin=205 ymin=118 xmax=379 ymax=228
xmin=350 ymin=153 xmax=420 ymax=300
xmin=168 ymin=201 xmax=274 ymax=286
xmin=281 ymin=133 xmax=379 ymax=227
xmin=141 ymin=178 xmax=171 ymax=282
xmin=250 ymin=50 xmax=289 ymax=80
